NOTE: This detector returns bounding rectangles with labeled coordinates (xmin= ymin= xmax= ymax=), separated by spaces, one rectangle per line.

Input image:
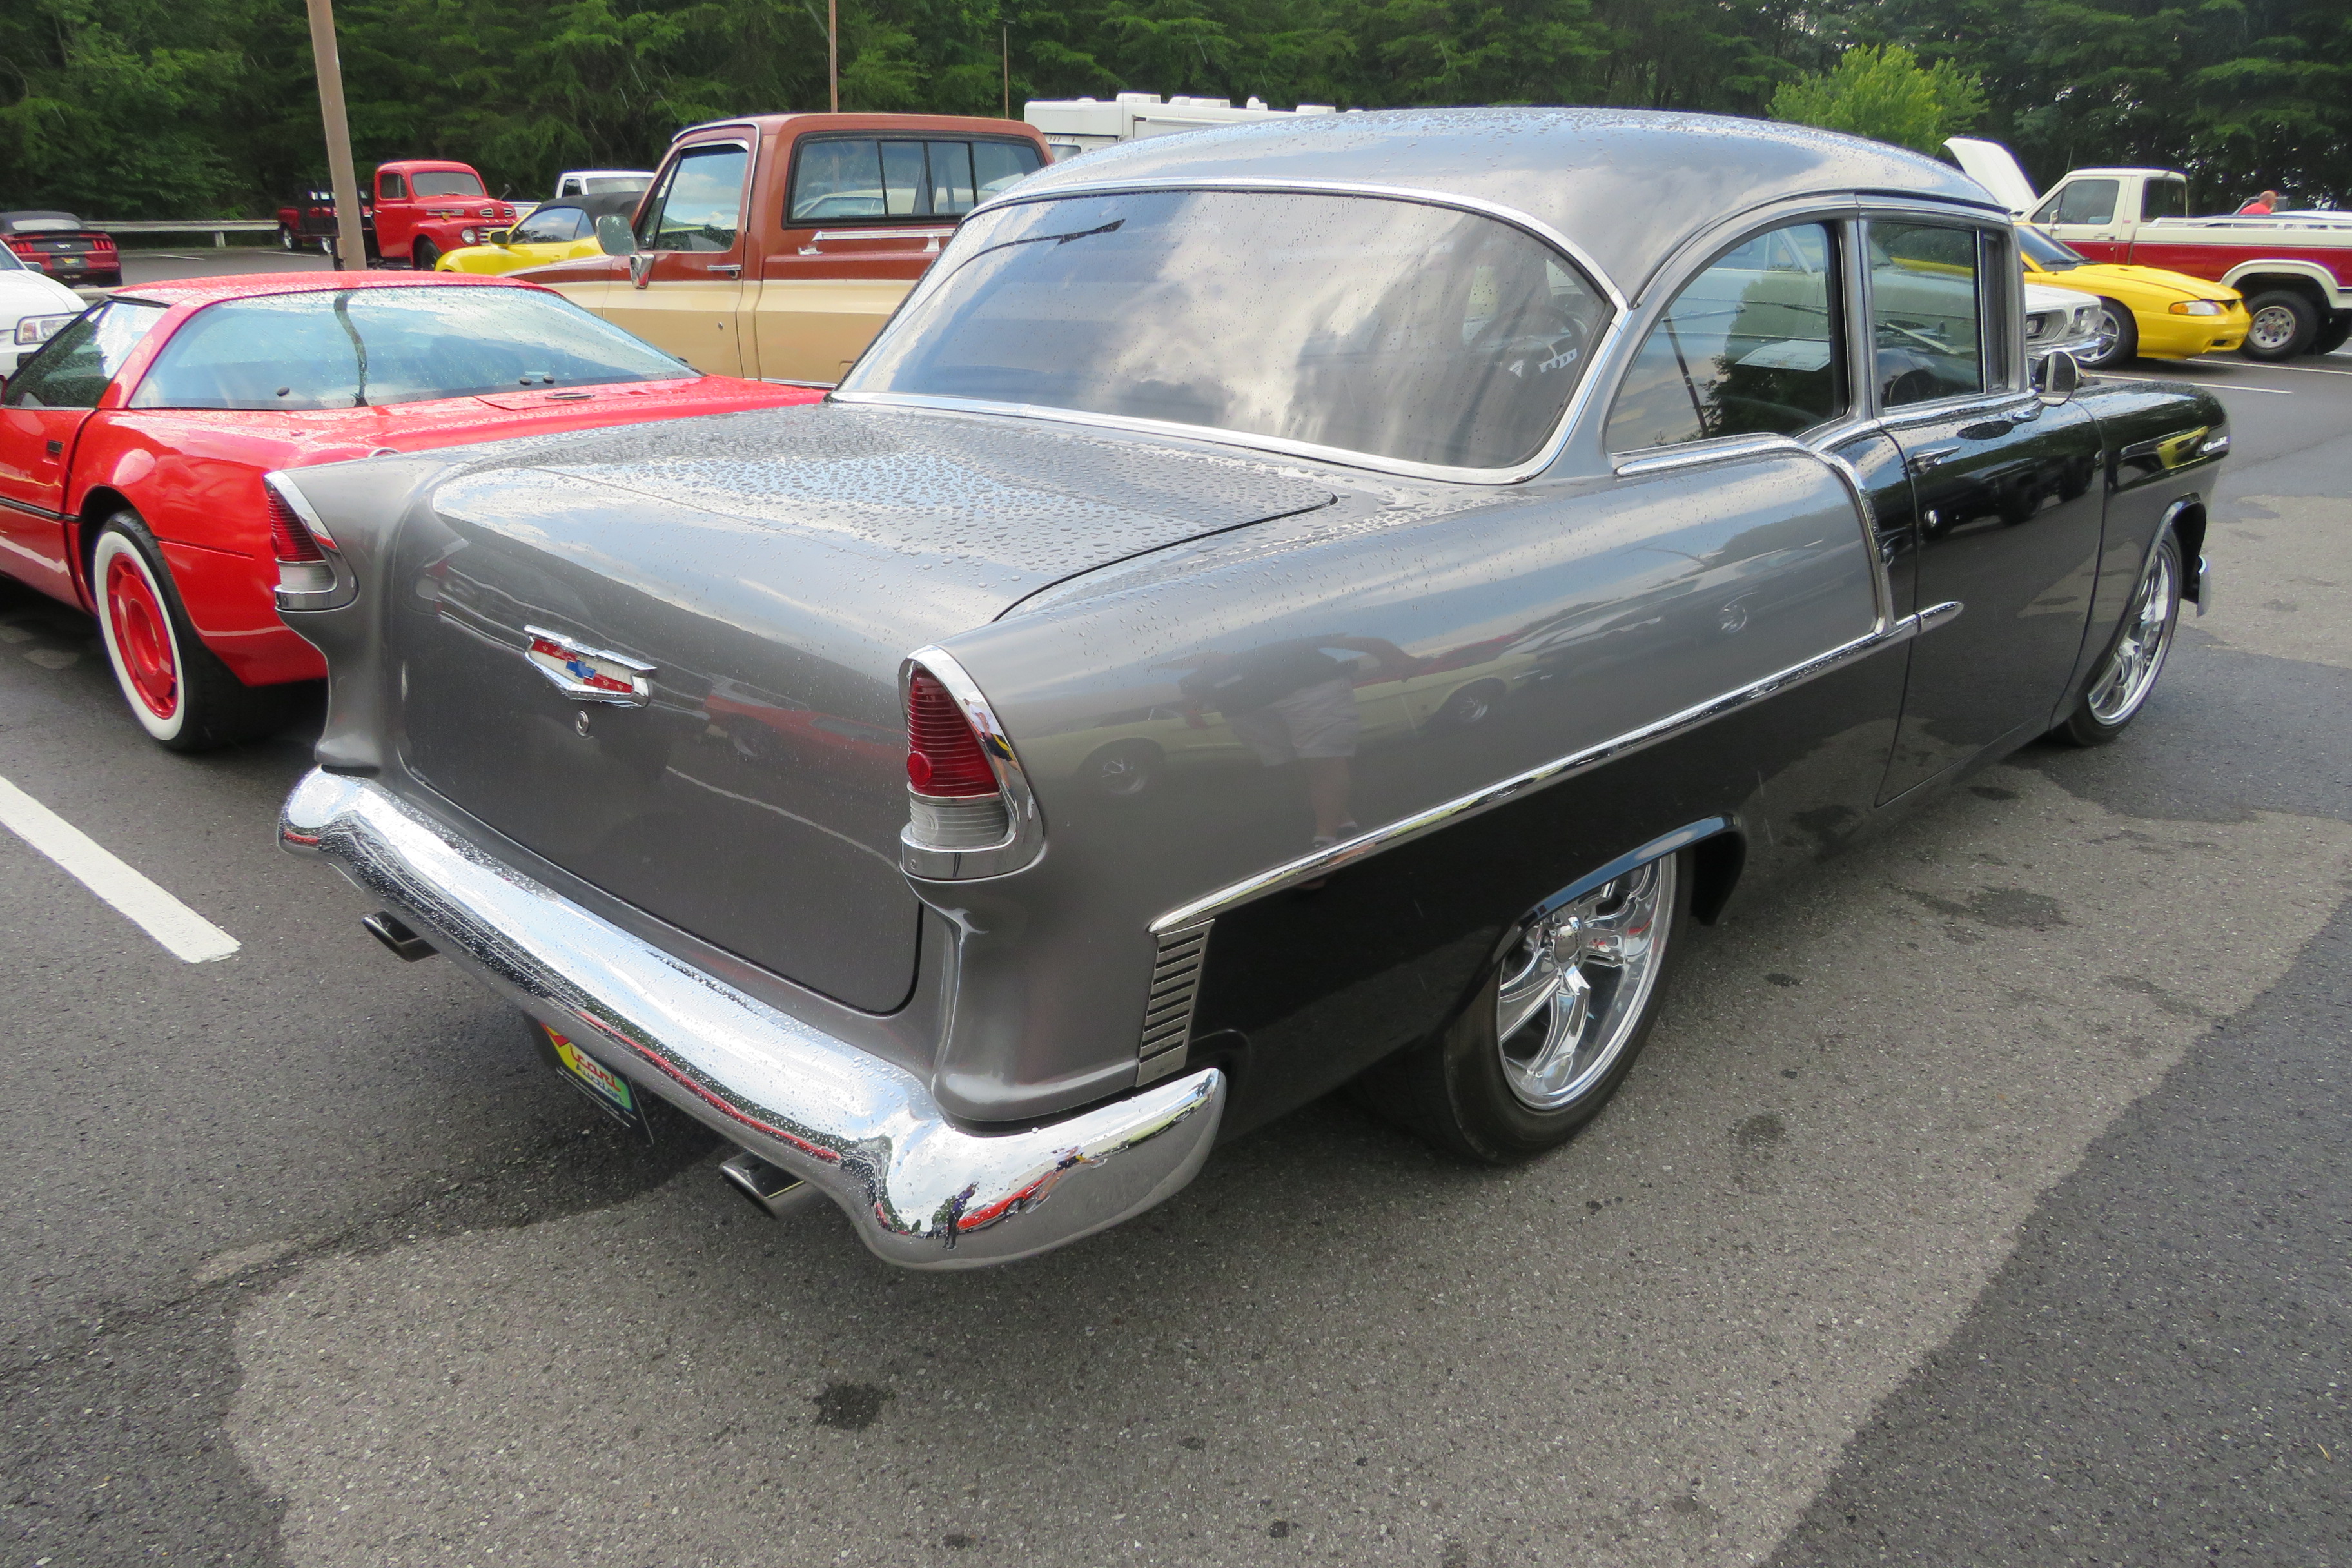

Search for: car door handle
xmin=705 ymin=263 xmax=741 ymax=277
xmin=1906 ymin=444 xmax=1963 ymax=473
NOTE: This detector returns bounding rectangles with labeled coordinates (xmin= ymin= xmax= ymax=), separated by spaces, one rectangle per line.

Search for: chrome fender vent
xmin=1137 ymin=921 xmax=1211 ymax=1086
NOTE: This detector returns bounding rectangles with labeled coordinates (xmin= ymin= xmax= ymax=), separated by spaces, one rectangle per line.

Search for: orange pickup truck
xmin=511 ymin=113 xmax=1050 ymax=384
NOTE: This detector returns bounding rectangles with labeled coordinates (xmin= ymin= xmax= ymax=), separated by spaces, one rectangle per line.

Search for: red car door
xmin=0 ymin=300 xmax=164 ymax=603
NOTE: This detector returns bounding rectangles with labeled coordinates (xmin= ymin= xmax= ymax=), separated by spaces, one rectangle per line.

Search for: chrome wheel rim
xmin=1494 ymin=855 xmax=1674 ymax=1112
xmin=2085 ymin=306 xmax=2125 ymax=365
xmin=2248 ymin=304 xmax=2299 ymax=351
xmin=2087 ymin=545 xmax=2177 ymax=725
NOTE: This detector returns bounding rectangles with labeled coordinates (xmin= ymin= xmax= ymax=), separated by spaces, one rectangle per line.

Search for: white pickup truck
xmin=1947 ymin=137 xmax=2352 ymax=359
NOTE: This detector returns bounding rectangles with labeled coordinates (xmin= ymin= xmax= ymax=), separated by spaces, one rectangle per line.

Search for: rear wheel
xmin=2077 ymin=299 xmax=2137 ymax=368
xmin=1357 ymin=850 xmax=1687 ymax=1162
xmin=278 ymin=224 xmax=298 ymax=251
xmin=411 ymin=239 xmax=440 ymax=271
xmin=2052 ymin=527 xmax=2181 ymax=747
xmin=2241 ymin=290 xmax=2317 ymax=360
xmin=92 ymin=513 xmax=292 ymax=751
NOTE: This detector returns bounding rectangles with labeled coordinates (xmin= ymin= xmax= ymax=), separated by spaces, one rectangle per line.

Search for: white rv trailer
xmin=1024 ymin=93 xmax=1338 ymax=161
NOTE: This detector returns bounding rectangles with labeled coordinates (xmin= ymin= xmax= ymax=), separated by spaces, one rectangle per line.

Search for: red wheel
xmin=104 ymin=545 xmax=181 ymax=721
xmin=90 ymin=512 xmax=294 ymax=751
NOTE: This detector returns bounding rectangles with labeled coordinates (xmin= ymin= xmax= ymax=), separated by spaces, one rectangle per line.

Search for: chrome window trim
xmin=834 ymin=177 xmax=1629 ymax=487
xmin=898 ymin=644 xmax=1046 ymax=881
xmin=1148 ymin=599 xmax=1964 ymax=934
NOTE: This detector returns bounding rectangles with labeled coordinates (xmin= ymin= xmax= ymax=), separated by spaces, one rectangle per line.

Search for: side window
xmin=973 ymin=141 xmax=1044 ymax=201
xmin=2052 ymin=179 xmax=2119 ymax=226
xmin=378 ymin=172 xmax=407 ymax=201
xmin=1870 ymin=222 xmax=1984 ymax=408
xmin=880 ymin=141 xmax=926 ymax=217
xmin=1605 ymin=220 xmax=1843 ymax=451
xmin=513 ymin=206 xmax=583 ymax=244
xmin=927 ymin=142 xmax=977 ymax=215
xmin=789 ymin=140 xmax=883 ymax=222
xmin=636 ymin=144 xmax=749 ymax=253
xmin=3 ymin=302 xmax=165 ymax=409
xmin=2141 ymin=179 xmax=2187 ymax=222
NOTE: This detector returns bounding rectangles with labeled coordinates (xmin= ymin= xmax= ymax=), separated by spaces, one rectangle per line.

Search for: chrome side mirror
xmin=2033 ymin=349 xmax=2081 ymax=406
xmin=596 ymin=213 xmax=637 ymax=257
xmin=628 ymin=251 xmax=655 ymax=289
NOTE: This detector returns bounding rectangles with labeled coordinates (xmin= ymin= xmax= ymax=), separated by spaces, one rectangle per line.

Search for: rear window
xmin=844 ymin=189 xmax=1607 ymax=471
xmin=2142 ymin=179 xmax=2188 ymax=222
xmin=126 ymin=286 xmax=693 ymax=411
xmin=788 ymin=137 xmax=1044 ymax=223
xmin=411 ymin=171 xmax=486 ymax=198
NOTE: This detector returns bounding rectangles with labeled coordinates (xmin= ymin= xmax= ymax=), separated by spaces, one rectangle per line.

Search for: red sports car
xmin=0 ymin=272 xmax=821 ymax=749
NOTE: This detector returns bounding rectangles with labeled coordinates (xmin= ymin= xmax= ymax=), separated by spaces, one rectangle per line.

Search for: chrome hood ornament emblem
xmin=523 ymin=625 xmax=654 ymax=706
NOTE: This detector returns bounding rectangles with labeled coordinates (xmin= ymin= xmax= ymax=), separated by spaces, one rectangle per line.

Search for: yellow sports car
xmin=2018 ymin=224 xmax=2246 ymax=368
xmin=434 ymin=191 xmax=636 ymax=277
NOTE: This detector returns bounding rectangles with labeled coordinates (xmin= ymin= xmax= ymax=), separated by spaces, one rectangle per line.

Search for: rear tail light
xmin=899 ymin=656 xmax=1044 ymax=876
xmin=262 ymin=473 xmax=354 ymax=609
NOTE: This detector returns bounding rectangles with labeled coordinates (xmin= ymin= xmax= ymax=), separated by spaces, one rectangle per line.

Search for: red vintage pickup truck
xmin=510 ymin=113 xmax=1050 ymax=382
xmin=274 ymin=160 xmax=520 ymax=270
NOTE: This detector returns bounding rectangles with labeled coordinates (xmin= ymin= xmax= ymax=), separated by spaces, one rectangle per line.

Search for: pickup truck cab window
xmin=2 ymin=300 xmax=164 ymax=408
xmin=2037 ymin=179 xmax=2119 ymax=228
xmin=788 ymin=137 xmax=1044 ymax=224
xmin=2141 ymin=177 xmax=2188 ymax=222
xmin=378 ymin=172 xmax=407 ymax=201
xmin=1606 ymin=219 xmax=1844 ymax=451
xmin=847 ymin=188 xmax=1605 ymax=471
xmin=638 ymin=144 xmax=749 ymax=252
xmin=1869 ymin=221 xmax=1985 ymax=407
xmin=411 ymin=170 xmax=485 ymax=199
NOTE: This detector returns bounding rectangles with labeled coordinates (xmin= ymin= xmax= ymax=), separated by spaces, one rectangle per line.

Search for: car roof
xmin=671 ymin=112 xmax=1043 ymax=142
xmin=115 ymin=271 xmax=535 ymax=312
xmin=1 ymin=211 xmax=87 ymax=228
xmin=1009 ymin=107 xmax=2003 ymax=299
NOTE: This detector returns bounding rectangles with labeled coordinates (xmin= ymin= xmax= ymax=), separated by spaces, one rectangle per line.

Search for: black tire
xmin=1431 ymin=680 xmax=1506 ymax=732
xmin=2310 ymin=313 xmax=2352 ymax=356
xmin=1355 ymin=849 xmax=1689 ymax=1162
xmin=90 ymin=511 xmax=294 ymax=752
xmin=2078 ymin=298 xmax=2138 ymax=368
xmin=1079 ymin=738 xmax=1162 ymax=799
xmin=410 ymin=238 xmax=440 ymax=271
xmin=2240 ymin=289 xmax=2317 ymax=360
xmin=2052 ymin=527 xmax=2182 ymax=747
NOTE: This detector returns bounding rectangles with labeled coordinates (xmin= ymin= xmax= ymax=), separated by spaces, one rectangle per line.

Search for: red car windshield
xmin=128 ymin=286 xmax=694 ymax=411
xmin=410 ymin=171 xmax=487 ymax=198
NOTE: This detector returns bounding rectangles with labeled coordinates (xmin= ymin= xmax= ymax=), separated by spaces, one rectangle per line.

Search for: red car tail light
xmin=906 ymin=668 xmax=997 ymax=797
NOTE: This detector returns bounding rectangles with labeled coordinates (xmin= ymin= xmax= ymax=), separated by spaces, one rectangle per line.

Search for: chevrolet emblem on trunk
xmin=523 ymin=626 xmax=655 ymax=706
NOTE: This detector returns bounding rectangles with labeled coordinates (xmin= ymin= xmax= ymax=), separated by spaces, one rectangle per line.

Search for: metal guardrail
xmin=91 ymin=219 xmax=281 ymax=247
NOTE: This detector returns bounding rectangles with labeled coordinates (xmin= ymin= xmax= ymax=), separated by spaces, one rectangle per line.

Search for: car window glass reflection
xmin=1870 ymin=222 xmax=1984 ymax=407
xmin=511 ymin=206 xmax=585 ymax=244
xmin=638 ymin=146 xmax=747 ymax=252
xmin=1605 ymin=220 xmax=1841 ymax=451
xmin=3 ymin=302 xmax=165 ymax=408
xmin=126 ymin=288 xmax=691 ymax=410
xmin=846 ymin=190 xmax=1607 ymax=471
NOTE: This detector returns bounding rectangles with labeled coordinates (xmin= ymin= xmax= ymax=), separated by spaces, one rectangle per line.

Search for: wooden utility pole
xmin=304 ymin=0 xmax=368 ymax=271
xmin=828 ymin=0 xmax=839 ymax=112
xmin=1002 ymin=25 xmax=1010 ymax=117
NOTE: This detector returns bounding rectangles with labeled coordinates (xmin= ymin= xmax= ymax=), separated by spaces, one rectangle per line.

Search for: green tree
xmin=1768 ymin=41 xmax=1987 ymax=154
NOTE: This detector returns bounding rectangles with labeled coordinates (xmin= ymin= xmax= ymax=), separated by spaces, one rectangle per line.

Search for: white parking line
xmin=0 ymin=775 xmax=240 ymax=963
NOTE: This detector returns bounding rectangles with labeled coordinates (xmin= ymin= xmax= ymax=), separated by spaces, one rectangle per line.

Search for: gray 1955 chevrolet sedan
xmin=270 ymin=109 xmax=2224 ymax=1268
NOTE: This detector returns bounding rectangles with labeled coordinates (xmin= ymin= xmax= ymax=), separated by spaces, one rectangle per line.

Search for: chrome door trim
xmin=836 ymin=175 xmax=1631 ymax=487
xmin=808 ymin=228 xmax=956 ymax=243
xmin=1147 ymin=600 xmax=1964 ymax=934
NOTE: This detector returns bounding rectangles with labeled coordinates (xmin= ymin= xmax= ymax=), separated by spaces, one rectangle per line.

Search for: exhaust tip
xmin=720 ymin=1148 xmax=820 ymax=1217
xmin=361 ymin=911 xmax=436 ymax=961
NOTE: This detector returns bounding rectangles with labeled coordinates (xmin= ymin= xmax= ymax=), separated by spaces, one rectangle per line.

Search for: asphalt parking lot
xmin=2 ymin=275 xmax=2346 ymax=1563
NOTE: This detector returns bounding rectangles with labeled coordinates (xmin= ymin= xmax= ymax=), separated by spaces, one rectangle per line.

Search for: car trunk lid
xmin=391 ymin=403 xmax=1333 ymax=1011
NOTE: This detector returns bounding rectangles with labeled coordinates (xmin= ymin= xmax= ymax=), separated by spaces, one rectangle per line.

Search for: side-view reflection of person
xmin=1177 ymin=636 xmax=1424 ymax=848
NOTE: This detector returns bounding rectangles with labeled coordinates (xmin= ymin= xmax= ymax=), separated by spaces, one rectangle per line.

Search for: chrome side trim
xmin=1136 ymin=921 xmax=1211 ymax=1084
xmin=808 ymin=227 xmax=954 ymax=242
xmin=1148 ymin=603 xmax=1963 ymax=933
xmin=898 ymin=645 xmax=1047 ymax=880
xmin=279 ymin=769 xmax=1224 ymax=1269
xmin=837 ymin=176 xmax=1629 ymax=487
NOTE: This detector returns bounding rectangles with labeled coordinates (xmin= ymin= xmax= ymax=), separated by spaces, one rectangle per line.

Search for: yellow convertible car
xmin=2018 ymin=224 xmax=2246 ymax=368
xmin=433 ymin=191 xmax=638 ymax=277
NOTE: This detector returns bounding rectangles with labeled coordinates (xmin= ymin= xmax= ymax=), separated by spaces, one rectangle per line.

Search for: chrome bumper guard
xmin=279 ymin=769 xmax=1225 ymax=1269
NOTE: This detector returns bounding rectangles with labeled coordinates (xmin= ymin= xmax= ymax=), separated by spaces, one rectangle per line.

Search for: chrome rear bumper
xmin=279 ymin=768 xmax=1224 ymax=1268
